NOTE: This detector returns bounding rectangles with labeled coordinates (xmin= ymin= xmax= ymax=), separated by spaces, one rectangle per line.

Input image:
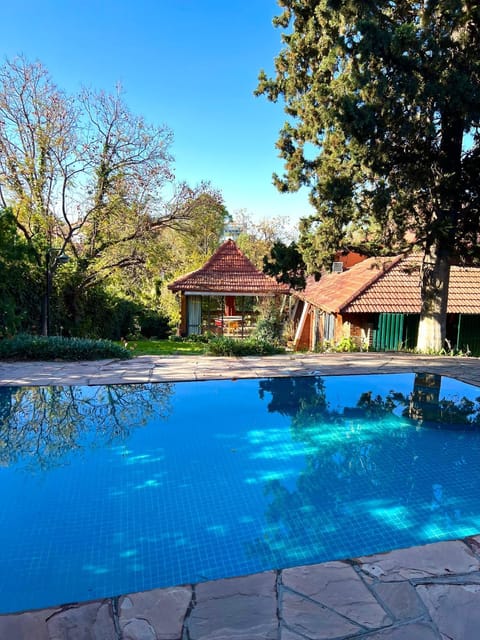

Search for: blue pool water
xmin=1 ymin=372 xmax=480 ymax=613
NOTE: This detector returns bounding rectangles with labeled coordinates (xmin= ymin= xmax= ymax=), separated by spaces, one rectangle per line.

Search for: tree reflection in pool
xmin=0 ymin=383 xmax=173 ymax=471
xmin=1 ymin=373 xmax=480 ymax=614
xmin=250 ymin=373 xmax=480 ymax=563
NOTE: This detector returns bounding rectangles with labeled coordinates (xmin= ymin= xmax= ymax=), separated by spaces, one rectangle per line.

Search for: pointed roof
xmin=168 ymin=239 xmax=290 ymax=295
xmin=299 ymin=256 xmax=401 ymax=313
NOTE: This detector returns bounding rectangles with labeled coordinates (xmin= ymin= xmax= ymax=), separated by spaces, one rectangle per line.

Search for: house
xmin=292 ymin=254 xmax=480 ymax=354
xmin=168 ymin=239 xmax=290 ymax=337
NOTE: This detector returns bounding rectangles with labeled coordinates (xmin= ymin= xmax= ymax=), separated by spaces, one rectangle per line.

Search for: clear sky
xmin=2 ymin=0 xmax=315 ymax=229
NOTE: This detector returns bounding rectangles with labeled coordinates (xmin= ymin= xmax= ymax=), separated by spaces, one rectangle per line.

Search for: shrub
xmin=53 ymin=278 xmax=171 ymax=341
xmin=253 ymin=317 xmax=283 ymax=344
xmin=334 ymin=336 xmax=360 ymax=352
xmin=252 ymin=299 xmax=284 ymax=345
xmin=183 ymin=333 xmax=211 ymax=343
xmin=0 ymin=334 xmax=132 ymax=361
xmin=205 ymin=336 xmax=284 ymax=357
xmin=139 ymin=312 xmax=170 ymax=340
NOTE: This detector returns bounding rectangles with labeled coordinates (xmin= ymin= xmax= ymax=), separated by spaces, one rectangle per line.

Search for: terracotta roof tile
xmin=299 ymin=257 xmax=400 ymax=313
xmin=344 ymin=255 xmax=422 ymax=313
xmin=441 ymin=267 xmax=480 ymax=313
xmin=168 ymin=239 xmax=290 ymax=295
xmin=344 ymin=255 xmax=480 ymax=313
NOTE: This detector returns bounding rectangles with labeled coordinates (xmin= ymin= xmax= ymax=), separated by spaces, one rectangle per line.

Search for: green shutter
xmin=373 ymin=313 xmax=408 ymax=351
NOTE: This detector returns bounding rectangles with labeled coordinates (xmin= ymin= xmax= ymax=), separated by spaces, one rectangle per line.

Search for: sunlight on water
xmin=1 ymin=373 xmax=480 ymax=614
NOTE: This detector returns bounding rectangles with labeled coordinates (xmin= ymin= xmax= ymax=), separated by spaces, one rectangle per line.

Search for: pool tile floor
xmin=1 ymin=352 xmax=480 ymax=639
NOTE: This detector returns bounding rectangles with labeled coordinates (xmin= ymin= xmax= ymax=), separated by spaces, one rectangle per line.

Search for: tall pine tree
xmin=257 ymin=0 xmax=480 ymax=351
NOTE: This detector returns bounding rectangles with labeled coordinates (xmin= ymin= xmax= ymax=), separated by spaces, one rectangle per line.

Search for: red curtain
xmin=225 ymin=296 xmax=236 ymax=315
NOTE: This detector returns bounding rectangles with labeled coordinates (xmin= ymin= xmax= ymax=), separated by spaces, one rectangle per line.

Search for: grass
xmin=123 ymin=336 xmax=285 ymax=357
xmin=121 ymin=339 xmax=206 ymax=356
xmin=0 ymin=335 xmax=284 ymax=360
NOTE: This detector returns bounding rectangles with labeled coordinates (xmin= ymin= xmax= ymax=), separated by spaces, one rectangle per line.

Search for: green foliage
xmin=252 ymin=298 xmax=284 ymax=345
xmin=232 ymin=210 xmax=296 ymax=269
xmin=121 ymin=335 xmax=284 ymax=357
xmin=0 ymin=209 xmax=42 ymax=336
xmin=0 ymin=334 xmax=132 ymax=361
xmin=314 ymin=337 xmax=361 ymax=353
xmin=205 ymin=336 xmax=284 ymax=357
xmin=257 ymin=1 xmax=480 ymax=262
xmin=125 ymin=335 xmax=284 ymax=357
xmin=123 ymin=339 xmax=206 ymax=356
xmin=51 ymin=275 xmax=170 ymax=341
xmin=0 ymin=57 xmax=175 ymax=336
xmin=257 ymin=1 xmax=480 ymax=350
xmin=173 ymin=333 xmax=211 ymax=343
xmin=333 ymin=337 xmax=360 ymax=353
xmin=150 ymin=189 xmax=229 ymax=329
xmin=263 ymin=240 xmax=307 ymax=290
xmin=404 ymin=346 xmax=472 ymax=358
xmin=253 ymin=316 xmax=283 ymax=345
xmin=169 ymin=190 xmax=230 ymax=260
xmin=0 ymin=58 xmax=227 ymax=340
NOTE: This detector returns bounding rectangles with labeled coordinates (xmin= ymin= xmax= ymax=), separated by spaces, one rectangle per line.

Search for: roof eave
xmin=338 ymin=256 xmax=404 ymax=312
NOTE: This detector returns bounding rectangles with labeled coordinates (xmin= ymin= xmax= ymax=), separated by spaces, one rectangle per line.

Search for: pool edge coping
xmin=2 ymin=352 xmax=480 ymax=639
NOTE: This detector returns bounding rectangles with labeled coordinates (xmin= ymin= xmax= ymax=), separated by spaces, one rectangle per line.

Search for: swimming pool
xmin=1 ymin=372 xmax=480 ymax=613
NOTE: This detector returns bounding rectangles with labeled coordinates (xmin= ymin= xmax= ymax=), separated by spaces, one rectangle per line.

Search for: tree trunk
xmin=416 ymin=245 xmax=450 ymax=352
xmin=416 ymin=110 xmax=462 ymax=353
xmin=408 ymin=373 xmax=441 ymax=422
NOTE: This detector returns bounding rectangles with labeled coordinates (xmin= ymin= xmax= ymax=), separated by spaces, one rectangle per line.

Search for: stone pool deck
xmin=1 ymin=351 xmax=480 ymax=639
xmin=1 ymin=350 xmax=480 ymax=388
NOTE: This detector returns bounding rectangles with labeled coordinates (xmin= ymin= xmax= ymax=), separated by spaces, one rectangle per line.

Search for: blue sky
xmin=2 ymin=0 xmax=315 ymax=228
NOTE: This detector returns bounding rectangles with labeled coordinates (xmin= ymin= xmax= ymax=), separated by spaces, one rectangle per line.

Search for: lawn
xmin=121 ymin=339 xmax=206 ymax=356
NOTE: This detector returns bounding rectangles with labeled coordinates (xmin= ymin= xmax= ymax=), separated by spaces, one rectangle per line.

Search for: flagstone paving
xmin=1 ymin=351 xmax=480 ymax=388
xmin=1 ymin=352 xmax=480 ymax=639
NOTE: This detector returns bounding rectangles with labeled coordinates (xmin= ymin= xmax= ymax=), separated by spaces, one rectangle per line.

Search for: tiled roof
xmin=343 ymin=255 xmax=480 ymax=314
xmin=299 ymin=256 xmax=401 ymax=313
xmin=344 ymin=255 xmax=421 ymax=313
xmin=447 ymin=268 xmax=480 ymax=313
xmin=168 ymin=239 xmax=290 ymax=295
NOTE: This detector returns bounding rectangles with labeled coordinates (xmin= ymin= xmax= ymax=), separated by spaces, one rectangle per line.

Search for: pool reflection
xmin=0 ymin=383 xmax=173 ymax=471
xmin=2 ymin=372 xmax=480 ymax=614
xmin=247 ymin=374 xmax=480 ymax=566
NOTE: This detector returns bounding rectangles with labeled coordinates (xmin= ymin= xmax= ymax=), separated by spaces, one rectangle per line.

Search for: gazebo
xmin=168 ymin=239 xmax=290 ymax=337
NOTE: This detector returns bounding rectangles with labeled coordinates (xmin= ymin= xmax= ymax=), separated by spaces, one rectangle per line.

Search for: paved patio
xmin=1 ymin=351 xmax=480 ymax=388
xmin=1 ymin=352 xmax=480 ymax=639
